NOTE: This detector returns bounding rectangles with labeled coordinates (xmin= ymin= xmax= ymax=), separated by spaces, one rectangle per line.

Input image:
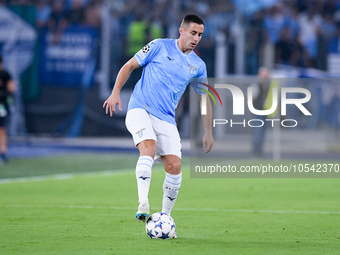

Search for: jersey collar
xmin=175 ymin=39 xmax=193 ymax=56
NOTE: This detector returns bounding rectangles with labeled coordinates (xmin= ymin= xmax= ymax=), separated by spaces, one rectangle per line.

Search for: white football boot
xmin=135 ymin=201 xmax=149 ymax=222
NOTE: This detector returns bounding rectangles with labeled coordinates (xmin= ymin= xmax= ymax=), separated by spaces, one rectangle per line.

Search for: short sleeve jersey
xmin=128 ymin=38 xmax=207 ymax=125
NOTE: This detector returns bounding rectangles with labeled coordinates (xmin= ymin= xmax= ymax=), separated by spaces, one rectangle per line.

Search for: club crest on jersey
xmin=189 ymin=64 xmax=197 ymax=75
xmin=136 ymin=128 xmax=146 ymax=138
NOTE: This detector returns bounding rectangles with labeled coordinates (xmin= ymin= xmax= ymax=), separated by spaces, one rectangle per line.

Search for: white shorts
xmin=125 ymin=108 xmax=181 ymax=163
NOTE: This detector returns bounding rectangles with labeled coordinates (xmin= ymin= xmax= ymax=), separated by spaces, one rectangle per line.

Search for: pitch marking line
xmin=0 ymin=169 xmax=135 ymax=184
xmin=0 ymin=165 xmax=172 ymax=185
xmin=2 ymin=204 xmax=340 ymax=215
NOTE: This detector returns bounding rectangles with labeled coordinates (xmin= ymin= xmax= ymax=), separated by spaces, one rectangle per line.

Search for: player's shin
xmin=135 ymin=156 xmax=154 ymax=204
xmin=162 ymin=172 xmax=182 ymax=215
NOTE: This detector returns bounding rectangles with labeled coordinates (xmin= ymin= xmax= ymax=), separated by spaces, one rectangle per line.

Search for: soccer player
xmin=0 ymin=55 xmax=16 ymax=164
xmin=103 ymin=14 xmax=214 ymax=228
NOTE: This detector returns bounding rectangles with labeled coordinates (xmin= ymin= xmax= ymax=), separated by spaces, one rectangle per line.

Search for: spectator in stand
xmin=320 ymin=13 xmax=337 ymax=53
xmin=48 ymin=0 xmax=68 ymax=43
xmin=317 ymin=13 xmax=337 ymax=70
xmin=84 ymin=0 xmax=101 ymax=28
xmin=126 ymin=6 xmax=163 ymax=58
xmin=246 ymin=10 xmax=265 ymax=74
xmin=290 ymin=37 xmax=310 ymax=68
xmin=275 ymin=26 xmax=295 ymax=65
xmin=323 ymin=0 xmax=338 ymax=16
xmin=9 ymin=0 xmax=34 ymax=5
xmin=66 ymin=0 xmax=86 ymax=26
xmin=35 ymin=0 xmax=51 ymax=28
xmin=264 ymin=4 xmax=285 ymax=44
xmin=297 ymin=5 xmax=323 ymax=67
xmin=283 ymin=6 xmax=299 ymax=42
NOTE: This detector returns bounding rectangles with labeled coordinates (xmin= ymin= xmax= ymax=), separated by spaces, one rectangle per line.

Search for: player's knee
xmin=138 ymin=140 xmax=157 ymax=158
xmin=165 ymin=160 xmax=181 ymax=175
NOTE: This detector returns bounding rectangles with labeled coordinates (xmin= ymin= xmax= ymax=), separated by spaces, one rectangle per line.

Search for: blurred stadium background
xmin=1 ymin=2 xmax=339 ymax=253
xmin=0 ymin=0 xmax=340 ymax=160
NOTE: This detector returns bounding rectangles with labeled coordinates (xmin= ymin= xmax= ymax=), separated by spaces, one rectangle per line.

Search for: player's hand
xmin=103 ymin=92 xmax=122 ymax=116
xmin=202 ymin=132 xmax=214 ymax=154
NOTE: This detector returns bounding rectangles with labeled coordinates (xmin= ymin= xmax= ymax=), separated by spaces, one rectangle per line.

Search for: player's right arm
xmin=103 ymin=57 xmax=140 ymax=116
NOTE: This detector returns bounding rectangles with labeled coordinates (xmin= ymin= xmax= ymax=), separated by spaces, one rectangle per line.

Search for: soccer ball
xmin=145 ymin=212 xmax=176 ymax=239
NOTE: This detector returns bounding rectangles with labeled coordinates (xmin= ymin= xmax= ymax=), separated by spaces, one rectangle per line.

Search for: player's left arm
xmin=198 ymin=94 xmax=214 ymax=154
xmin=195 ymin=62 xmax=214 ymax=153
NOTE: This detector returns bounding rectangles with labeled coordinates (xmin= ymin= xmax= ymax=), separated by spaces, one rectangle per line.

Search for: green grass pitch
xmin=0 ymin=153 xmax=339 ymax=254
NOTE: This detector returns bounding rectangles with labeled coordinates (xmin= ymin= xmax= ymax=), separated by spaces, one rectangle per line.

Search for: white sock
xmin=162 ymin=172 xmax=182 ymax=215
xmin=135 ymin=156 xmax=154 ymax=203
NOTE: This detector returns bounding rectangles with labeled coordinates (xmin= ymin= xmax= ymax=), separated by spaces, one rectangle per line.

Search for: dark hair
xmin=0 ymin=55 xmax=2 ymax=64
xmin=181 ymin=14 xmax=204 ymax=27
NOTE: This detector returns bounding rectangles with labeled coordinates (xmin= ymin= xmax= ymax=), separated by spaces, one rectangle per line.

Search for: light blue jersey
xmin=128 ymin=38 xmax=207 ymax=125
